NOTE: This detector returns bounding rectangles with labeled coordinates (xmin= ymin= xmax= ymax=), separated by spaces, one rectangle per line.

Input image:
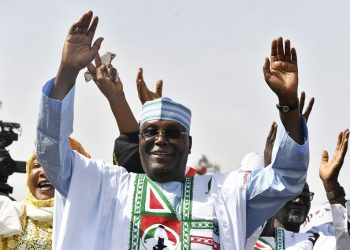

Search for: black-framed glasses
xmin=298 ymin=191 xmax=314 ymax=201
xmin=140 ymin=128 xmax=188 ymax=140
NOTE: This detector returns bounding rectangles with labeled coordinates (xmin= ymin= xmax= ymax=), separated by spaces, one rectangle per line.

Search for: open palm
xmin=263 ymin=38 xmax=298 ymax=102
xmin=319 ymin=129 xmax=349 ymax=183
xmin=61 ymin=11 xmax=103 ymax=72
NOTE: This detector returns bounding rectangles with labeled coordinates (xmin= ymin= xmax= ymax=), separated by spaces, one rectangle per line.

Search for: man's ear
xmin=188 ymin=136 xmax=192 ymax=154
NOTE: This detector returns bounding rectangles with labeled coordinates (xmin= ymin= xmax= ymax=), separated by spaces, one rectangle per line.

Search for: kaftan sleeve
xmin=245 ymin=118 xmax=309 ymax=237
xmin=331 ymin=200 xmax=350 ymax=250
xmin=36 ymin=78 xmax=76 ymax=197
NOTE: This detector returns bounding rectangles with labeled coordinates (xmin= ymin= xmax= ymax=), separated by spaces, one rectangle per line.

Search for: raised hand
xmin=87 ymin=53 xmax=123 ymax=101
xmin=320 ymin=129 xmax=349 ymax=190
xmin=263 ymin=37 xmax=303 ymax=144
xmin=52 ymin=11 xmax=104 ymax=100
xmin=263 ymin=37 xmax=298 ymax=105
xmin=299 ymin=91 xmax=315 ymax=123
xmin=61 ymin=11 xmax=103 ymax=73
xmin=136 ymin=68 xmax=163 ymax=104
xmin=88 ymin=54 xmax=138 ymax=133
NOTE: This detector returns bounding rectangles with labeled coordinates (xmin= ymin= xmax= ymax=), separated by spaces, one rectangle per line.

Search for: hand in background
xmin=320 ymin=129 xmax=349 ymax=190
xmin=87 ymin=53 xmax=123 ymax=101
xmin=299 ymin=91 xmax=315 ymax=122
xmin=136 ymin=68 xmax=163 ymax=104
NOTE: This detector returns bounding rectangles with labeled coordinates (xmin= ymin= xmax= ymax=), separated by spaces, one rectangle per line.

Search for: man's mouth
xmin=151 ymin=150 xmax=173 ymax=156
xmin=290 ymin=204 xmax=307 ymax=211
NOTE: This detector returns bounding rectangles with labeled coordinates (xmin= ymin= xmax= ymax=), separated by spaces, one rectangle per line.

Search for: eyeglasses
xmin=140 ymin=128 xmax=188 ymax=140
xmin=297 ymin=191 xmax=314 ymax=201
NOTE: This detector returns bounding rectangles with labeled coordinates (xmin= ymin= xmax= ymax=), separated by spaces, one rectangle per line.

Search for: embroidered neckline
xmin=128 ymin=174 xmax=219 ymax=250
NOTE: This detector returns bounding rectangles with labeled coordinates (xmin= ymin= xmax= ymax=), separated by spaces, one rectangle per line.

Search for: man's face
xmin=139 ymin=120 xmax=191 ymax=182
xmin=274 ymin=183 xmax=312 ymax=229
xmin=28 ymin=159 xmax=55 ymax=200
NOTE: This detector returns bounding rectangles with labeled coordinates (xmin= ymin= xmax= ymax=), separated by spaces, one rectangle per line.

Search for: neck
xmin=261 ymin=218 xmax=275 ymax=237
xmin=274 ymin=218 xmax=300 ymax=233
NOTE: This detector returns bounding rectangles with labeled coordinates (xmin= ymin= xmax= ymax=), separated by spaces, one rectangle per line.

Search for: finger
xmin=95 ymin=52 xmax=102 ymax=67
xmin=340 ymin=129 xmax=349 ymax=150
xmin=291 ymin=48 xmax=298 ymax=65
xmin=68 ymin=22 xmax=80 ymax=34
xmin=266 ymin=121 xmax=276 ymax=140
xmin=321 ymin=150 xmax=329 ymax=164
xmin=263 ymin=58 xmax=272 ymax=83
xmin=87 ymin=63 xmax=96 ymax=74
xmin=270 ymin=39 xmax=278 ymax=63
xmin=340 ymin=130 xmax=349 ymax=159
xmin=137 ymin=79 xmax=149 ymax=104
xmin=136 ymin=68 xmax=144 ymax=83
xmin=108 ymin=67 xmax=117 ymax=82
xmin=336 ymin=131 xmax=343 ymax=151
xmin=91 ymin=37 xmax=104 ymax=55
xmin=299 ymin=91 xmax=306 ymax=114
xmin=333 ymin=129 xmax=349 ymax=170
xmin=342 ymin=129 xmax=350 ymax=154
xmin=277 ymin=37 xmax=285 ymax=61
xmin=270 ymin=122 xmax=277 ymax=141
xmin=284 ymin=39 xmax=291 ymax=62
xmin=79 ymin=11 xmax=93 ymax=33
xmin=75 ymin=13 xmax=87 ymax=33
xmin=87 ymin=16 xmax=99 ymax=38
xmin=155 ymin=80 xmax=163 ymax=97
xmin=137 ymin=79 xmax=142 ymax=96
xmin=96 ymin=64 xmax=107 ymax=80
xmin=303 ymin=97 xmax=315 ymax=122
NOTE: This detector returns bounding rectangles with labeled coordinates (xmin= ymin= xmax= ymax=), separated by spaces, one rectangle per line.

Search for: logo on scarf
xmin=141 ymin=224 xmax=180 ymax=250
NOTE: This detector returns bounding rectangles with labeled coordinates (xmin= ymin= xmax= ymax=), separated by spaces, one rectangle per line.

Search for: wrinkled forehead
xmin=140 ymin=97 xmax=191 ymax=131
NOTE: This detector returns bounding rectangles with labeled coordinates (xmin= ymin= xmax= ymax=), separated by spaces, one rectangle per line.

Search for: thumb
xmin=321 ymin=150 xmax=329 ymax=164
xmin=91 ymin=37 xmax=104 ymax=54
xmin=96 ymin=64 xmax=107 ymax=80
xmin=87 ymin=63 xmax=96 ymax=74
xmin=263 ymin=57 xmax=272 ymax=83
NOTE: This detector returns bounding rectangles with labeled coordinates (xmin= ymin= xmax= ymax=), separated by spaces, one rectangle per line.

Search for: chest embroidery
xmin=128 ymin=174 xmax=219 ymax=250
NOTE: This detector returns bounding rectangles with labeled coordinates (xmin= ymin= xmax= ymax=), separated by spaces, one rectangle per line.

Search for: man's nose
xmin=155 ymin=130 xmax=169 ymax=145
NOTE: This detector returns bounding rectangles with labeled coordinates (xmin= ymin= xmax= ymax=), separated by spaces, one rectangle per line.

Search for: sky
xmin=1 ymin=0 xmax=350 ymax=209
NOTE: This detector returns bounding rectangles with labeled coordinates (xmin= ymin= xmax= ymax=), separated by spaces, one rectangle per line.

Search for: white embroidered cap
xmin=140 ymin=97 xmax=191 ymax=131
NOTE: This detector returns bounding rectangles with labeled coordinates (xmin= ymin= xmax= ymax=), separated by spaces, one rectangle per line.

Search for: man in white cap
xmin=36 ymin=11 xmax=309 ymax=250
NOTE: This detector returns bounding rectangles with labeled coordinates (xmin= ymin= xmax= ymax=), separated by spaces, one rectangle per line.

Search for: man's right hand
xmin=61 ymin=11 xmax=103 ymax=73
xmin=51 ymin=11 xmax=103 ymax=100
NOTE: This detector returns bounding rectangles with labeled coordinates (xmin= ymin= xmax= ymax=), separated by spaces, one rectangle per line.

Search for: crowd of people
xmin=0 ymin=10 xmax=349 ymax=250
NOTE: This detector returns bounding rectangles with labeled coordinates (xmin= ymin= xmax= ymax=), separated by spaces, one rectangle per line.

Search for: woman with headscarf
xmin=0 ymin=137 xmax=90 ymax=249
